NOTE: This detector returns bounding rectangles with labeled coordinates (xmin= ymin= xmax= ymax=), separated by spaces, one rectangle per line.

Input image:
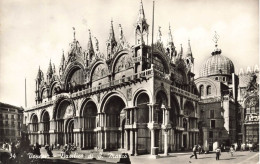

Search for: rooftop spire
xmin=87 ymin=29 xmax=94 ymax=52
xmin=108 ymin=19 xmax=116 ymax=43
xmin=138 ymin=0 xmax=145 ymax=21
xmin=167 ymin=24 xmax=174 ymax=45
xmin=186 ymin=39 xmax=192 ymax=56
xmin=178 ymin=44 xmax=183 ymax=59
xmin=37 ymin=66 xmax=42 ymax=79
xmin=47 ymin=59 xmax=53 ymax=75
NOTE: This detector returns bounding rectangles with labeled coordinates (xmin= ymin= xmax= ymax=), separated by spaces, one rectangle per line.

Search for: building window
xmin=199 ymin=85 xmax=204 ymax=96
xmin=215 ymin=77 xmax=218 ymax=81
xmin=223 ymin=77 xmax=226 ymax=81
xmin=11 ymin=115 xmax=14 ymax=119
xmin=210 ymin=110 xmax=214 ymax=118
xmin=207 ymin=86 xmax=211 ymax=95
xmin=209 ymin=131 xmax=213 ymax=138
xmin=5 ymin=114 xmax=8 ymax=119
xmin=210 ymin=120 xmax=215 ymax=128
xmin=5 ymin=121 xmax=8 ymax=126
xmin=0 ymin=114 xmax=2 ymax=118
xmin=11 ymin=121 xmax=15 ymax=127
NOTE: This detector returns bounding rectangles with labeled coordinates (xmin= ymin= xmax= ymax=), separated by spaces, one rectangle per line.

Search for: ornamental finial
xmin=212 ymin=31 xmax=219 ymax=47
xmin=73 ymin=27 xmax=76 ymax=41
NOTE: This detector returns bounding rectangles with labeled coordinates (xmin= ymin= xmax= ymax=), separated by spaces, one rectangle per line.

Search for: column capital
xmin=162 ymin=124 xmax=172 ymax=131
xmin=123 ymin=106 xmax=138 ymax=110
xmin=147 ymin=122 xmax=160 ymax=130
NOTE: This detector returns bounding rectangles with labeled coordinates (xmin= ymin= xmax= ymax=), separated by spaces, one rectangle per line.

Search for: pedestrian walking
xmin=198 ymin=145 xmax=202 ymax=154
xmin=230 ymin=146 xmax=235 ymax=157
xmin=215 ymin=147 xmax=221 ymax=160
xmin=190 ymin=145 xmax=198 ymax=159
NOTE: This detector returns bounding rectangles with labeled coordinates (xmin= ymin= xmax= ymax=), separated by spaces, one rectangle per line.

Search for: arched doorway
xmin=82 ymin=100 xmax=97 ymax=149
xmin=30 ymin=114 xmax=39 ymax=145
xmin=136 ymin=92 xmax=150 ymax=154
xmin=170 ymin=94 xmax=181 ymax=151
xmin=56 ymin=99 xmax=75 ymax=145
xmin=184 ymin=101 xmax=196 ymax=150
xmin=42 ymin=111 xmax=50 ymax=145
xmin=66 ymin=119 xmax=74 ymax=144
xmin=156 ymin=91 xmax=168 ymax=152
xmin=104 ymin=96 xmax=125 ymax=150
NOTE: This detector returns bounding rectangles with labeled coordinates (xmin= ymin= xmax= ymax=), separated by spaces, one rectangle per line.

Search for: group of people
xmin=190 ymin=145 xmax=236 ymax=161
xmin=62 ymin=143 xmax=77 ymax=157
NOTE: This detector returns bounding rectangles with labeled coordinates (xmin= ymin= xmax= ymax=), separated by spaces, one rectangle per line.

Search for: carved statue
xmin=247 ymin=73 xmax=258 ymax=92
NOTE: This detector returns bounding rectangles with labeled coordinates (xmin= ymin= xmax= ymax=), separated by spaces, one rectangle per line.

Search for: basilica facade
xmin=24 ymin=1 xmax=199 ymax=155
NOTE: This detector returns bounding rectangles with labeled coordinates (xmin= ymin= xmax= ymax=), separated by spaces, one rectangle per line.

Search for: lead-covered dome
xmin=199 ymin=48 xmax=234 ymax=77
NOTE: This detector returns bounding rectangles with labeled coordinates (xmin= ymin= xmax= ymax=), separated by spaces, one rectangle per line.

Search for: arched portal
xmin=82 ymin=101 xmax=97 ymax=149
xmin=156 ymin=91 xmax=168 ymax=124
xmin=156 ymin=91 xmax=168 ymax=152
xmin=56 ymin=99 xmax=75 ymax=145
xmin=169 ymin=94 xmax=181 ymax=152
xmin=183 ymin=101 xmax=197 ymax=150
xmin=31 ymin=114 xmax=39 ymax=145
xmin=42 ymin=111 xmax=50 ymax=145
xmin=104 ymin=96 xmax=125 ymax=150
xmin=136 ymin=92 xmax=151 ymax=154
xmin=66 ymin=119 xmax=74 ymax=144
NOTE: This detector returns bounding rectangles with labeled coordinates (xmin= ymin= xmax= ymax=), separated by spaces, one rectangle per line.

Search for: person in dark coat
xmin=190 ymin=145 xmax=198 ymax=159
xmin=215 ymin=147 xmax=221 ymax=160
xmin=33 ymin=143 xmax=41 ymax=156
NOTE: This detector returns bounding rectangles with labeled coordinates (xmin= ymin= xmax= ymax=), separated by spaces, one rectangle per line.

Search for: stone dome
xmin=199 ymin=49 xmax=235 ymax=77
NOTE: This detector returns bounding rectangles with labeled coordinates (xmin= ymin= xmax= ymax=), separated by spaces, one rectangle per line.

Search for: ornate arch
xmin=63 ymin=61 xmax=85 ymax=89
xmin=39 ymin=109 xmax=48 ymax=122
xmin=243 ymin=95 xmax=259 ymax=109
xmin=30 ymin=113 xmax=38 ymax=123
xmin=79 ymin=97 xmax=98 ymax=117
xmin=183 ymin=100 xmax=195 ymax=117
xmin=111 ymin=50 xmax=133 ymax=74
xmin=133 ymin=89 xmax=152 ymax=106
xmin=170 ymin=94 xmax=181 ymax=115
xmin=49 ymin=81 xmax=61 ymax=97
xmin=100 ymin=91 xmax=127 ymax=113
xmin=89 ymin=60 xmax=109 ymax=83
xmin=52 ymin=95 xmax=75 ymax=119
xmin=153 ymin=49 xmax=170 ymax=74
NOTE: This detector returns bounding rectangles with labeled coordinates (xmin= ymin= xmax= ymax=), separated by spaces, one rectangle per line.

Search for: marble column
xmin=134 ymin=129 xmax=138 ymax=156
xmin=130 ymin=130 xmax=134 ymax=155
xmin=164 ymin=130 xmax=168 ymax=155
xmin=126 ymin=130 xmax=129 ymax=150
xmin=150 ymin=129 xmax=155 ymax=154
xmin=121 ymin=130 xmax=124 ymax=148
xmin=104 ymin=131 xmax=107 ymax=150
xmin=82 ymin=132 xmax=85 ymax=149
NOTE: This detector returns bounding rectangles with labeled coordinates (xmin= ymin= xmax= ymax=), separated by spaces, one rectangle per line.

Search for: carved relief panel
xmin=115 ymin=54 xmax=133 ymax=73
xmin=92 ymin=64 xmax=109 ymax=81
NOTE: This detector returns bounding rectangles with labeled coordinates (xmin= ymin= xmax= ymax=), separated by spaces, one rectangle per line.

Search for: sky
xmin=0 ymin=0 xmax=259 ymax=108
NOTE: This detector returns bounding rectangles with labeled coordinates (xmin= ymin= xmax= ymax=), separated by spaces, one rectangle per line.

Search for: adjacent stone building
xmin=237 ymin=67 xmax=259 ymax=146
xmin=24 ymin=1 xmax=199 ymax=155
xmin=0 ymin=102 xmax=24 ymax=144
xmin=195 ymin=39 xmax=238 ymax=151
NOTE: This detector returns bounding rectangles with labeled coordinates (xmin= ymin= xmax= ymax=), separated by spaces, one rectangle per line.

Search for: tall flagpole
xmin=151 ymin=1 xmax=155 ymax=65
xmin=25 ymin=78 xmax=27 ymax=108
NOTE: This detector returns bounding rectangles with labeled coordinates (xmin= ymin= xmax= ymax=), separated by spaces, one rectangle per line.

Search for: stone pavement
xmin=39 ymin=148 xmax=259 ymax=164
xmin=2 ymin=148 xmax=258 ymax=164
